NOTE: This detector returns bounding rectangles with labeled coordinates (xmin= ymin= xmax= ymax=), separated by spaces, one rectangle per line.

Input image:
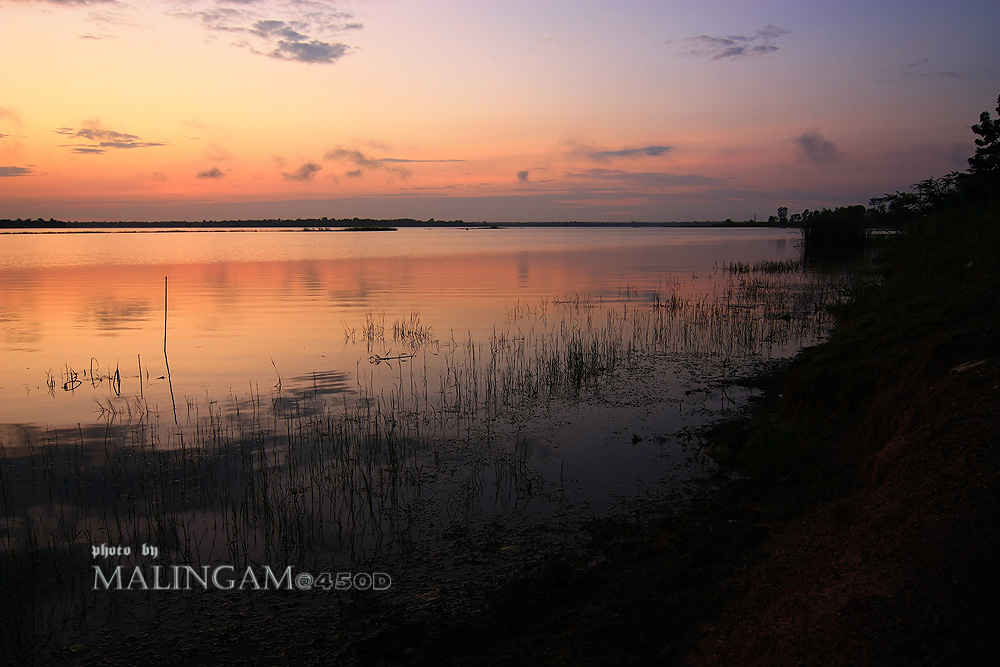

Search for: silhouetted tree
xmin=969 ymin=93 xmax=1000 ymax=175
xmin=870 ymin=172 xmax=962 ymax=221
xmin=797 ymin=205 xmax=872 ymax=256
xmin=777 ymin=206 xmax=789 ymax=225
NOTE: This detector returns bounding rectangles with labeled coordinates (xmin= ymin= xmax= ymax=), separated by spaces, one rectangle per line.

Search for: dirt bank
xmin=693 ymin=347 xmax=1000 ymax=665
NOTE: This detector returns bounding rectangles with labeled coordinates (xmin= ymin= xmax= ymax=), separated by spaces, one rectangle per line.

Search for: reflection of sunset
xmin=1 ymin=228 xmax=802 ymax=428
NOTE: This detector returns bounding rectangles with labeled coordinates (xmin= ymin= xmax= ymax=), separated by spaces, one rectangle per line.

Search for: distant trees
xmin=797 ymin=205 xmax=872 ymax=255
xmin=766 ymin=207 xmax=790 ymax=225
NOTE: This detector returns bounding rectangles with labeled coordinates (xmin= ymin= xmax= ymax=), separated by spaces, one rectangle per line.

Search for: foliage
xmin=797 ymin=205 xmax=873 ymax=256
xmin=969 ymin=93 xmax=1000 ymax=176
xmin=869 ymin=172 xmax=962 ymax=222
xmin=870 ymin=93 xmax=1000 ymax=224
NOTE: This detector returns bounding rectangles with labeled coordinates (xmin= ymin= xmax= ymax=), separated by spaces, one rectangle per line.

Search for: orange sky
xmin=1 ymin=0 xmax=997 ymax=222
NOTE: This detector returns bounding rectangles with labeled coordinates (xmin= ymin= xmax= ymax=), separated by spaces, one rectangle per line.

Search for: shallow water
xmin=1 ymin=226 xmax=844 ymax=647
xmin=1 ymin=227 xmax=796 ymax=426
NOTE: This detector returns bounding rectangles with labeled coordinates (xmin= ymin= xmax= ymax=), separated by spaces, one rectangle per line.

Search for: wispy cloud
xmin=0 ymin=108 xmax=24 ymax=127
xmin=325 ymin=146 xmax=463 ymax=179
xmin=283 ymin=162 xmax=322 ymax=182
xmin=180 ymin=1 xmax=360 ymax=65
xmin=0 ymin=166 xmax=34 ymax=177
xmin=55 ymin=125 xmax=166 ymax=154
xmin=566 ymin=140 xmax=672 ymax=162
xmin=197 ymin=167 xmax=225 ymax=179
xmin=683 ymin=25 xmax=789 ymax=60
xmin=899 ymin=59 xmax=962 ymax=79
xmin=793 ymin=130 xmax=841 ymax=165
xmin=26 ymin=0 xmax=117 ymax=5
xmin=567 ymin=169 xmax=725 ymax=188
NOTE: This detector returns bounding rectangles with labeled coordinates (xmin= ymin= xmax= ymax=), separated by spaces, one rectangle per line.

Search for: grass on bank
xmin=706 ymin=195 xmax=1000 ymax=501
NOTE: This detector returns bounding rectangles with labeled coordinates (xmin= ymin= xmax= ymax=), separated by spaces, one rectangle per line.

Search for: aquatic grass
xmin=728 ymin=259 xmax=803 ymax=275
xmin=0 ymin=263 xmax=852 ymax=654
xmin=392 ymin=312 xmax=434 ymax=350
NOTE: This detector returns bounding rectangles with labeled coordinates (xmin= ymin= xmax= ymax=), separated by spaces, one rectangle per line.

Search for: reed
xmin=0 ymin=260 xmax=851 ymax=655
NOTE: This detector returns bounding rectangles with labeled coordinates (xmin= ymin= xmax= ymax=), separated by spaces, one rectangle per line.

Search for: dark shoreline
xmin=1 ymin=218 xmax=789 ymax=232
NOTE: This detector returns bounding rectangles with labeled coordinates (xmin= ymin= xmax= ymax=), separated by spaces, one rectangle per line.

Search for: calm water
xmin=1 ymin=227 xmax=809 ymax=499
xmin=0 ymin=225 xmax=820 ymax=524
xmin=2 ymin=226 xmax=842 ymax=647
xmin=2 ymin=226 xmax=798 ymax=427
xmin=0 ymin=228 xmax=833 ymax=612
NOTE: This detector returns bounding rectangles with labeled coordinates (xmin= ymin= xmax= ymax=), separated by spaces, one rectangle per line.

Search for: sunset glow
xmin=2 ymin=0 xmax=997 ymax=222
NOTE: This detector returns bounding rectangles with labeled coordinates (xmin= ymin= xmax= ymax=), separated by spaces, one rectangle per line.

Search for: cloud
xmin=180 ymin=2 xmax=360 ymax=65
xmin=566 ymin=140 xmax=672 ymax=162
xmin=0 ymin=166 xmax=33 ymax=177
xmin=517 ymin=170 xmax=530 ymax=183
xmin=683 ymin=25 xmax=789 ymax=60
xmin=197 ymin=167 xmax=225 ymax=179
xmin=793 ymin=130 xmax=842 ymax=165
xmin=270 ymin=39 xmax=349 ymax=64
xmin=325 ymin=147 xmax=382 ymax=168
xmin=55 ymin=125 xmax=166 ymax=153
xmin=0 ymin=108 xmax=24 ymax=127
xmin=28 ymin=0 xmax=117 ymax=4
xmin=252 ymin=19 xmax=307 ymax=42
xmin=567 ymin=169 xmax=726 ymax=188
xmin=283 ymin=162 xmax=322 ymax=182
xmin=204 ymin=144 xmax=232 ymax=162
xmin=325 ymin=146 xmax=463 ymax=179
xmin=899 ymin=59 xmax=962 ymax=79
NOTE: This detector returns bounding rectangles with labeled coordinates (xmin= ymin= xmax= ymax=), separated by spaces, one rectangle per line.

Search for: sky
xmin=1 ymin=0 xmax=998 ymax=223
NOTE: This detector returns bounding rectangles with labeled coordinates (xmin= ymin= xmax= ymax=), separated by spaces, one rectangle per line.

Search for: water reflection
xmin=1 ymin=227 xmax=856 ymax=651
xmin=1 ymin=228 xmax=805 ymax=426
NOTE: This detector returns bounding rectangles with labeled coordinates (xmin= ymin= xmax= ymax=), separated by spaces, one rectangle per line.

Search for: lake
xmin=3 ymin=226 xmax=802 ymax=425
xmin=0 ymin=225 xmax=846 ymax=648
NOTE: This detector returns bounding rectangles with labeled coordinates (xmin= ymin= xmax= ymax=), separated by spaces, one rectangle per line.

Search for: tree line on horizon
xmin=0 ymin=217 xmax=471 ymax=230
xmin=774 ymin=92 xmax=1000 ymax=254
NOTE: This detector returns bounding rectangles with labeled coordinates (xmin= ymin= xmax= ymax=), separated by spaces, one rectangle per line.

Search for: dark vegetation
xmin=759 ymin=95 xmax=1000 ymax=259
xmin=346 ymin=94 xmax=1000 ymax=665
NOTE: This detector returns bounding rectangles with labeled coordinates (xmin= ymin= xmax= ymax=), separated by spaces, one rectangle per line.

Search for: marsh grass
xmin=0 ymin=260 xmax=852 ymax=655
